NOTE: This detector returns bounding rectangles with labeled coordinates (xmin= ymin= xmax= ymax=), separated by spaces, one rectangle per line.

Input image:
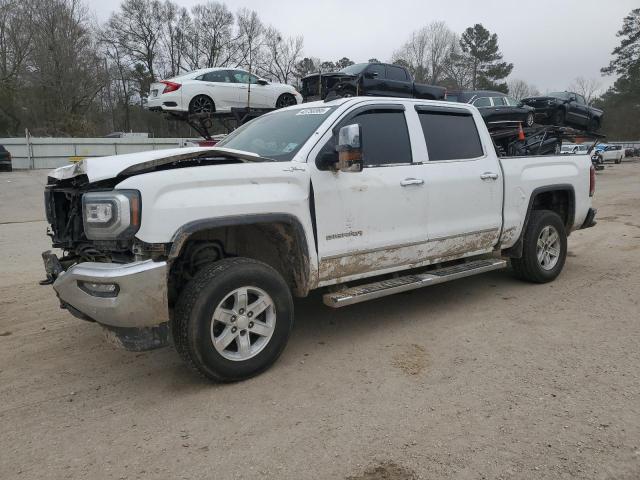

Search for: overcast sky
xmin=86 ymin=0 xmax=635 ymax=92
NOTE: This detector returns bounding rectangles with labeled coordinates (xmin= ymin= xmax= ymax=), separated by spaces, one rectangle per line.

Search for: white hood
xmin=48 ymin=147 xmax=264 ymax=183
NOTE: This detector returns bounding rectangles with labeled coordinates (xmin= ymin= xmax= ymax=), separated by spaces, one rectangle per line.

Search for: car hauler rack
xmin=488 ymin=121 xmax=605 ymax=158
xmin=164 ymin=107 xmax=275 ymax=140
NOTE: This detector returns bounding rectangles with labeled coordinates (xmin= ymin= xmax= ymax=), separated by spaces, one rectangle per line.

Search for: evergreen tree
xmin=459 ymin=24 xmax=512 ymax=90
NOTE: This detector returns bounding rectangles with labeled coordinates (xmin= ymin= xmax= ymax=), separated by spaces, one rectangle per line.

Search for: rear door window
xmin=492 ymin=97 xmax=506 ymax=106
xmin=416 ymin=108 xmax=484 ymax=161
xmin=472 ymin=97 xmax=491 ymax=108
xmin=386 ymin=66 xmax=408 ymax=81
xmin=203 ymin=70 xmax=233 ymax=83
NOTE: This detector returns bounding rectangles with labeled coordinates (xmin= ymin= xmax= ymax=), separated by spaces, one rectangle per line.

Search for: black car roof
xmin=449 ymin=90 xmax=507 ymax=103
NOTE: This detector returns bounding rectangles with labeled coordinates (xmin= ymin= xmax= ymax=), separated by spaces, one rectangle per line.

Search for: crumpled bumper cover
xmin=51 ymin=259 xmax=169 ymax=328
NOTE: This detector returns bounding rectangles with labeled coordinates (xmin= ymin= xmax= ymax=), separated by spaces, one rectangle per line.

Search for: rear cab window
xmin=415 ymin=106 xmax=484 ymax=161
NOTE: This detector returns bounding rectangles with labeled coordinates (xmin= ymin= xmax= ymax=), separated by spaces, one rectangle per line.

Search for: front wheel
xmin=511 ymin=210 xmax=567 ymax=283
xmin=173 ymin=258 xmax=294 ymax=382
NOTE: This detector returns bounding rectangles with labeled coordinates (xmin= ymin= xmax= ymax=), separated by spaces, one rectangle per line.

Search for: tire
xmin=525 ymin=112 xmax=535 ymax=127
xmin=188 ymin=95 xmax=215 ymax=115
xmin=326 ymin=88 xmax=355 ymax=100
xmin=553 ymin=108 xmax=566 ymax=126
xmin=275 ymin=93 xmax=297 ymax=109
xmin=511 ymin=210 xmax=567 ymax=283
xmin=588 ymin=118 xmax=600 ymax=132
xmin=173 ymin=257 xmax=294 ymax=382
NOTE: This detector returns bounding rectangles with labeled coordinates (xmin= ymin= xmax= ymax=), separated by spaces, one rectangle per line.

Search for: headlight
xmin=82 ymin=190 xmax=141 ymax=240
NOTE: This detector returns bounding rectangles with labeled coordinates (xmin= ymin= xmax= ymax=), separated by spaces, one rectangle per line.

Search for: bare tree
xmin=392 ymin=21 xmax=455 ymax=84
xmin=185 ymin=1 xmax=235 ymax=70
xmin=27 ymin=0 xmax=106 ymax=134
xmin=507 ymin=78 xmax=540 ymax=100
xmin=442 ymin=38 xmax=474 ymax=89
xmin=160 ymin=0 xmax=190 ymax=78
xmin=107 ymin=0 xmax=164 ymax=84
xmin=569 ymin=76 xmax=602 ymax=104
xmin=261 ymin=27 xmax=303 ymax=83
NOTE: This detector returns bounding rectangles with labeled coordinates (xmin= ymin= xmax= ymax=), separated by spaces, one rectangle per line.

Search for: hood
xmin=48 ymin=147 xmax=267 ymax=183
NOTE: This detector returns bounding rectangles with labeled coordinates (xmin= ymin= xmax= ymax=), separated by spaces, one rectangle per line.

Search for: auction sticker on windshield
xmin=296 ymin=108 xmax=332 ymax=116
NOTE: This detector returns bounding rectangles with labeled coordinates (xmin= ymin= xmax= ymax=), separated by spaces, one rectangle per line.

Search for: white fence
xmin=1 ymin=137 xmax=196 ymax=169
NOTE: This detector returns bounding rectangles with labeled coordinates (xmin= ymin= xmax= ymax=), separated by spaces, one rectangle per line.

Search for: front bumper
xmin=49 ymin=257 xmax=169 ymax=328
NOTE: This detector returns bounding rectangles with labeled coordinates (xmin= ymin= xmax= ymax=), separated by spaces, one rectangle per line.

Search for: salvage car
xmin=521 ymin=91 xmax=603 ymax=131
xmin=300 ymin=62 xmax=445 ymax=102
xmin=147 ymin=67 xmax=302 ymax=114
xmin=0 ymin=144 xmax=12 ymax=172
xmin=560 ymin=143 xmax=589 ymax=155
xmin=592 ymin=144 xmax=624 ymax=164
xmin=42 ymin=98 xmax=597 ymax=382
xmin=447 ymin=90 xmax=535 ymax=127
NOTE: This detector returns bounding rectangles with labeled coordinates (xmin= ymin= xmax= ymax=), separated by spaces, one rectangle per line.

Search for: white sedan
xmin=147 ymin=68 xmax=303 ymax=114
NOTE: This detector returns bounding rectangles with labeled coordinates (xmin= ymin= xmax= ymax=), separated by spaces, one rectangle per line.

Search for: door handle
xmin=400 ymin=178 xmax=424 ymax=186
xmin=480 ymin=172 xmax=499 ymax=180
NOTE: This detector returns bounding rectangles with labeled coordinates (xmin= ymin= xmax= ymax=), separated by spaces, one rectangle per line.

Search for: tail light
xmin=161 ymin=81 xmax=181 ymax=93
xmin=589 ymin=164 xmax=596 ymax=197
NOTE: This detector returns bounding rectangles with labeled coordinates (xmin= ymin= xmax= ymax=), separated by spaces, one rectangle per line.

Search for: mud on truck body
xmin=42 ymin=98 xmax=597 ymax=382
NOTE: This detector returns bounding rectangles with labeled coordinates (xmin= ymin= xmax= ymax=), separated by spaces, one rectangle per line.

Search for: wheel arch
xmin=503 ymin=184 xmax=575 ymax=258
xmin=168 ymin=213 xmax=312 ymax=301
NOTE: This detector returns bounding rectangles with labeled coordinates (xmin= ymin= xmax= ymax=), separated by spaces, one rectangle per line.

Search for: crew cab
xmin=42 ymin=98 xmax=597 ymax=382
xmin=521 ymin=91 xmax=603 ymax=131
xmin=300 ymin=63 xmax=446 ymax=102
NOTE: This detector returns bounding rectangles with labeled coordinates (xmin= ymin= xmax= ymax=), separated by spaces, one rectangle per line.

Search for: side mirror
xmin=257 ymin=79 xmax=269 ymax=85
xmin=336 ymin=124 xmax=363 ymax=172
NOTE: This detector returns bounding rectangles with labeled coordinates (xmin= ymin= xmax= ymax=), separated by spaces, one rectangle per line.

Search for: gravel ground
xmin=1 ymin=161 xmax=639 ymax=480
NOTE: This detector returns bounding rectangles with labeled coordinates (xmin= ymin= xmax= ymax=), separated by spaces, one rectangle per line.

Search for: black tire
xmin=173 ymin=257 xmax=294 ymax=382
xmin=525 ymin=112 xmax=535 ymax=127
xmin=511 ymin=210 xmax=567 ymax=283
xmin=188 ymin=95 xmax=215 ymax=115
xmin=275 ymin=93 xmax=297 ymax=109
xmin=553 ymin=108 xmax=566 ymax=126
xmin=588 ymin=118 xmax=600 ymax=132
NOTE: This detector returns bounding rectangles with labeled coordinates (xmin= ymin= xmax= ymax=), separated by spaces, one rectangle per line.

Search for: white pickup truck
xmin=42 ymin=98 xmax=597 ymax=382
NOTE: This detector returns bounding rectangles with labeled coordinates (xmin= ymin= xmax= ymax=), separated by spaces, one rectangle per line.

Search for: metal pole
xmin=25 ymin=128 xmax=33 ymax=169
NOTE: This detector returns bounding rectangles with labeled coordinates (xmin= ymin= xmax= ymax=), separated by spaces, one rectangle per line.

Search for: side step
xmin=323 ymin=258 xmax=507 ymax=308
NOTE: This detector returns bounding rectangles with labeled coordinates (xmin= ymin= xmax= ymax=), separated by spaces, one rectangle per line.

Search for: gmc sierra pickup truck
xmin=42 ymin=97 xmax=597 ymax=382
xmin=300 ymin=62 xmax=446 ymax=102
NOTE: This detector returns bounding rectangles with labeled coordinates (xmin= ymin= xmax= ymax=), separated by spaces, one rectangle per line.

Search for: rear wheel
xmin=275 ymin=93 xmax=297 ymax=109
xmin=173 ymin=258 xmax=294 ymax=382
xmin=511 ymin=210 xmax=567 ymax=283
xmin=189 ymin=95 xmax=215 ymax=115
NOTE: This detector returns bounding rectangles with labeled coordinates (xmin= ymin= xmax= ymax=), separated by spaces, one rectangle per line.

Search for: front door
xmin=310 ymin=105 xmax=429 ymax=284
xmin=231 ymin=70 xmax=271 ymax=108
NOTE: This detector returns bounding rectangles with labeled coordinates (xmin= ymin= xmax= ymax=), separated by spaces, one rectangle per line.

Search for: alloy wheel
xmin=210 ymin=286 xmax=276 ymax=361
xmin=536 ymin=225 xmax=561 ymax=271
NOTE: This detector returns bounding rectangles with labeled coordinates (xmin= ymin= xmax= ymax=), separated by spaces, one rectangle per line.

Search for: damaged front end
xmin=300 ymin=72 xmax=357 ymax=102
xmin=42 ymin=170 xmax=170 ymax=351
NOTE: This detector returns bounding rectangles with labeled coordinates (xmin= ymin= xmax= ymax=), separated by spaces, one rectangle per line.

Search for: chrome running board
xmin=323 ymin=259 xmax=507 ymax=308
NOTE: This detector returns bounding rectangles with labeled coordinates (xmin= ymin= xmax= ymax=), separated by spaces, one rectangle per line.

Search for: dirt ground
xmin=1 ymin=160 xmax=639 ymax=480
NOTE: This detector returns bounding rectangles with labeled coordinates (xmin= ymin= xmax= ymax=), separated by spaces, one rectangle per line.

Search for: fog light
xmin=77 ymin=281 xmax=119 ymax=298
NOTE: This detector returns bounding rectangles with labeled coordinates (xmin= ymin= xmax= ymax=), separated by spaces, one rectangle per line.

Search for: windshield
xmin=339 ymin=63 xmax=368 ymax=75
xmin=215 ymin=106 xmax=337 ymax=161
xmin=548 ymin=92 xmax=570 ymax=100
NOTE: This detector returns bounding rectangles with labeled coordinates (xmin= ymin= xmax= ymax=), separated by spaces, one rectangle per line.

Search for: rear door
xmin=385 ymin=65 xmax=412 ymax=97
xmin=199 ymin=70 xmax=238 ymax=109
xmin=309 ymin=104 xmax=430 ymax=283
xmin=413 ymin=105 xmax=502 ymax=257
xmin=231 ymin=70 xmax=271 ymax=108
